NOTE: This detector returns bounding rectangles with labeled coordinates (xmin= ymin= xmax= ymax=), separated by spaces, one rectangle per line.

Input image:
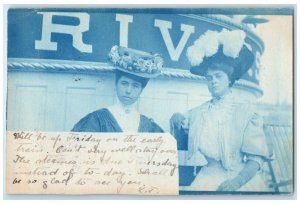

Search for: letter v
xmin=155 ymin=19 xmax=195 ymax=61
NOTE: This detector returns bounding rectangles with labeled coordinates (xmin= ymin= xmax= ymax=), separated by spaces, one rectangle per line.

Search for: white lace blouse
xmin=185 ymin=92 xmax=270 ymax=170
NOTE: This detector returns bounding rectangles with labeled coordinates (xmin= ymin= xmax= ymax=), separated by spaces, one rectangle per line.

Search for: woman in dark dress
xmin=72 ymin=45 xmax=164 ymax=133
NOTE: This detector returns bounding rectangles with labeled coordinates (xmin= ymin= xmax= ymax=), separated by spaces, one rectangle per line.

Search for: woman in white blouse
xmin=170 ymin=29 xmax=270 ymax=191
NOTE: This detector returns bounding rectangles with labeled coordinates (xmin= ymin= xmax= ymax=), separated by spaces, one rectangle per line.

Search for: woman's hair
xmin=190 ymin=45 xmax=254 ymax=87
xmin=206 ymin=63 xmax=235 ymax=87
xmin=115 ymin=70 xmax=149 ymax=88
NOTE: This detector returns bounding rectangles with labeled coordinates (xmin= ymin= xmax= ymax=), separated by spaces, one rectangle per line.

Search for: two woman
xmin=72 ymin=45 xmax=164 ymax=133
xmin=171 ymin=29 xmax=270 ymax=191
xmin=73 ymin=29 xmax=270 ymax=191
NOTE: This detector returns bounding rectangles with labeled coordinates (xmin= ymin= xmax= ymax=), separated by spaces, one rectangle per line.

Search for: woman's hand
xmin=217 ymin=159 xmax=261 ymax=191
xmin=217 ymin=178 xmax=241 ymax=191
xmin=169 ymin=113 xmax=185 ymax=132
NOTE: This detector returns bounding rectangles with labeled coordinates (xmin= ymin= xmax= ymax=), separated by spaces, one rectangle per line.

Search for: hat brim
xmin=115 ymin=67 xmax=161 ymax=79
xmin=109 ymin=45 xmax=163 ymax=79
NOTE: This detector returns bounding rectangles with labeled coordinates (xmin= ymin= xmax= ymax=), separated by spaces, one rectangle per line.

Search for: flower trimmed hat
xmin=186 ymin=29 xmax=254 ymax=85
xmin=108 ymin=45 xmax=163 ymax=78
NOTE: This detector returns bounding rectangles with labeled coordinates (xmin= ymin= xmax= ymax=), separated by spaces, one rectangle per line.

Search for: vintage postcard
xmin=5 ymin=7 xmax=294 ymax=195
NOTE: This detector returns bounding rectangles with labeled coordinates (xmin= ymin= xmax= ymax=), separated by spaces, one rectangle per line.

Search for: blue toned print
xmin=6 ymin=7 xmax=294 ymax=195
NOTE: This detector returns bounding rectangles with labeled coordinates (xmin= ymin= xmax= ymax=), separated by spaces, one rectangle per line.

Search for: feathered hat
xmin=186 ymin=29 xmax=254 ymax=84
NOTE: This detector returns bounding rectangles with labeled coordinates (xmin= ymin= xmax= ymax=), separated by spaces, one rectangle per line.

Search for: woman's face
xmin=206 ymin=69 xmax=231 ymax=98
xmin=116 ymin=75 xmax=143 ymax=105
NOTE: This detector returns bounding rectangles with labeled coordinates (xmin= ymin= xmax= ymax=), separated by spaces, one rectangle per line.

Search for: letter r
xmin=35 ymin=12 xmax=92 ymax=53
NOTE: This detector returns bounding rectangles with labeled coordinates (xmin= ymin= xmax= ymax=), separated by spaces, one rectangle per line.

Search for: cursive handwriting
xmin=7 ymin=131 xmax=179 ymax=195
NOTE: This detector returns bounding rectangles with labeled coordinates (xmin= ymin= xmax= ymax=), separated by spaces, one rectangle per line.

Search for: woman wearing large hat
xmin=72 ymin=45 xmax=164 ymax=133
xmin=170 ymin=29 xmax=270 ymax=191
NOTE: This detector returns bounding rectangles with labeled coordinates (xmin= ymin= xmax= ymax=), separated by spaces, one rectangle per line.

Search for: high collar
xmin=211 ymin=89 xmax=232 ymax=105
xmin=113 ymin=96 xmax=138 ymax=114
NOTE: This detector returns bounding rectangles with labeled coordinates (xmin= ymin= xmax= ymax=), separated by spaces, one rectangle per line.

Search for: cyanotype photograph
xmin=6 ymin=7 xmax=294 ymax=195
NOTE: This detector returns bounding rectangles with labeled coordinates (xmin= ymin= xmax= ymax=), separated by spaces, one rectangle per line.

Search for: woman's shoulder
xmin=71 ymin=108 xmax=113 ymax=132
xmin=188 ymin=101 xmax=211 ymax=115
xmin=91 ymin=108 xmax=111 ymax=116
xmin=79 ymin=108 xmax=111 ymax=120
xmin=140 ymin=114 xmax=164 ymax=133
xmin=229 ymin=99 xmax=255 ymax=115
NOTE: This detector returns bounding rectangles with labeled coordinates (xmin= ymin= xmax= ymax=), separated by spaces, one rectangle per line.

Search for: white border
xmin=1 ymin=0 xmax=298 ymax=202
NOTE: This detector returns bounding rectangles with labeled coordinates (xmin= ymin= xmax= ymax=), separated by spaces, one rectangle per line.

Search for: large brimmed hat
xmin=108 ymin=45 xmax=163 ymax=78
xmin=187 ymin=29 xmax=254 ymax=83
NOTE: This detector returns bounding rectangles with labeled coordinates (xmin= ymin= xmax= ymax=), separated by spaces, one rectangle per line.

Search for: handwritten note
xmin=6 ymin=131 xmax=179 ymax=195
